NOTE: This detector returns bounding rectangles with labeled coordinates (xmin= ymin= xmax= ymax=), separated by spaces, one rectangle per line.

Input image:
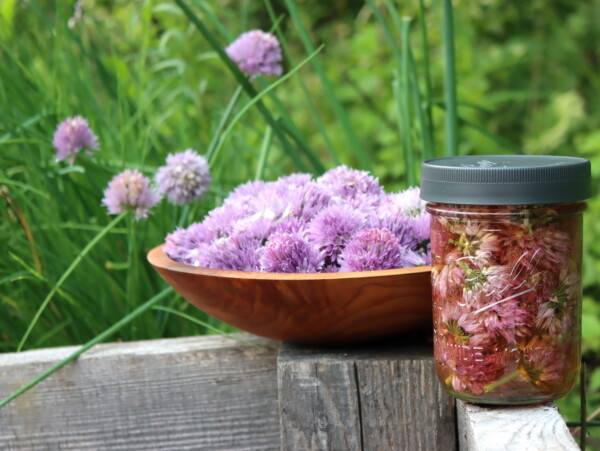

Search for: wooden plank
xmin=278 ymin=358 xmax=362 ymax=450
xmin=457 ymin=400 xmax=578 ymax=451
xmin=278 ymin=338 xmax=456 ymax=451
xmin=0 ymin=334 xmax=280 ymax=450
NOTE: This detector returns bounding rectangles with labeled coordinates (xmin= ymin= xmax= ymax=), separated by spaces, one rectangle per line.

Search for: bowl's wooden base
xmin=148 ymin=245 xmax=433 ymax=344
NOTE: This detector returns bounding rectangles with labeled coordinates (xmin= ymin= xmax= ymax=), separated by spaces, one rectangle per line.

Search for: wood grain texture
xmin=457 ymin=400 xmax=578 ymax=451
xmin=148 ymin=245 xmax=432 ymax=344
xmin=0 ymin=334 xmax=280 ymax=451
xmin=278 ymin=338 xmax=456 ymax=451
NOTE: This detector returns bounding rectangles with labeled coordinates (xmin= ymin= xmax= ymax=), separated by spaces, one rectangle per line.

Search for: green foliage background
xmin=1 ymin=0 xmax=600 ymax=440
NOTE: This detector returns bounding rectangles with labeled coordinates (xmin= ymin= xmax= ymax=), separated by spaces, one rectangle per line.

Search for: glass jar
xmin=421 ymin=156 xmax=591 ymax=404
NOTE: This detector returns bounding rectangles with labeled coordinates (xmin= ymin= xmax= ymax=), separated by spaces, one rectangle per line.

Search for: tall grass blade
xmin=418 ymin=0 xmax=435 ymax=154
xmin=409 ymin=51 xmax=434 ymax=161
xmin=264 ymin=0 xmax=339 ymax=166
xmin=370 ymin=0 xmax=432 ymax=169
xmin=174 ymin=0 xmax=316 ymax=173
xmin=205 ymin=86 xmax=243 ymax=163
xmin=152 ymin=306 xmax=263 ymax=349
xmin=208 ymin=45 xmax=324 ymax=167
xmin=255 ymin=126 xmax=273 ymax=180
xmin=17 ymin=212 xmax=128 ymax=352
xmin=283 ymin=0 xmax=371 ymax=170
xmin=190 ymin=0 xmax=234 ymax=41
xmin=400 ymin=18 xmax=416 ymax=186
xmin=441 ymin=0 xmax=459 ymax=156
xmin=365 ymin=0 xmax=402 ymax=64
xmin=393 ymin=72 xmax=412 ymax=188
xmin=433 ymin=104 xmax=524 ymax=154
xmin=188 ymin=3 xmax=324 ymax=173
xmin=0 ymin=287 xmax=173 ymax=409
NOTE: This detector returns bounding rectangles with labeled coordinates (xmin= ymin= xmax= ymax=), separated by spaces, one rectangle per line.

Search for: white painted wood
xmin=457 ymin=400 xmax=578 ymax=451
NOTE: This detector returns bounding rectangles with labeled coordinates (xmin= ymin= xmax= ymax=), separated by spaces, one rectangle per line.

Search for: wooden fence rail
xmin=0 ymin=334 xmax=579 ymax=450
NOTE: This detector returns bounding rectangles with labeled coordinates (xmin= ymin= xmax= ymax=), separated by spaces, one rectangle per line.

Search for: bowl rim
xmin=147 ymin=244 xmax=432 ymax=281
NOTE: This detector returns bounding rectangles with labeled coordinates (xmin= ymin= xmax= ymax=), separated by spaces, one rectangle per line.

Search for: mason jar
xmin=420 ymin=155 xmax=591 ymax=404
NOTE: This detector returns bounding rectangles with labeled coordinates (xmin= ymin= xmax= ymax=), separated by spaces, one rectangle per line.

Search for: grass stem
xmin=255 ymin=126 xmax=273 ymax=180
xmin=17 ymin=212 xmax=128 ymax=352
xmin=441 ymin=0 xmax=459 ymax=157
xmin=283 ymin=0 xmax=371 ymax=170
xmin=1 ymin=287 xmax=173 ymax=409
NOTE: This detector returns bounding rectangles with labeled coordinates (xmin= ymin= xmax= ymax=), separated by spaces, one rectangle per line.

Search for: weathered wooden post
xmin=277 ymin=339 xmax=457 ymax=450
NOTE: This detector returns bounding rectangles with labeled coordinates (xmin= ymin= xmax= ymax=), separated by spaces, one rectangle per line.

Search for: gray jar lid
xmin=420 ymin=155 xmax=591 ymax=205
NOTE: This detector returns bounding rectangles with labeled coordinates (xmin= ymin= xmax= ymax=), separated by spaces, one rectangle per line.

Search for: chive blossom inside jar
xmin=420 ymin=155 xmax=591 ymax=405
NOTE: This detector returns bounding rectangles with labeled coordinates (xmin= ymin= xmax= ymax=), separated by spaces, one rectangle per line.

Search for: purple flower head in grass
xmin=307 ymin=204 xmax=365 ymax=266
xmin=260 ymin=232 xmax=323 ymax=273
xmin=155 ymin=149 xmax=211 ymax=205
xmin=226 ymin=30 xmax=283 ymax=79
xmin=53 ymin=116 xmax=99 ymax=165
xmin=339 ymin=228 xmax=402 ymax=272
xmin=317 ymin=165 xmax=384 ymax=200
xmin=102 ymin=169 xmax=160 ymax=220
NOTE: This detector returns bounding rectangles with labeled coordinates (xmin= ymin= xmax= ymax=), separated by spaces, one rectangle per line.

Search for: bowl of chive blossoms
xmin=148 ymin=166 xmax=432 ymax=344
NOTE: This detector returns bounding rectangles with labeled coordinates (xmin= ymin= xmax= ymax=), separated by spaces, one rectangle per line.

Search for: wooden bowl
xmin=147 ymin=245 xmax=433 ymax=344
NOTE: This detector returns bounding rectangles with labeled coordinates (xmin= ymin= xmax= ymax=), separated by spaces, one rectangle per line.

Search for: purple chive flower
xmin=53 ymin=116 xmax=99 ymax=165
xmin=276 ymin=217 xmax=306 ymax=235
xmin=376 ymin=193 xmax=431 ymax=250
xmin=401 ymin=246 xmax=430 ymax=267
xmin=102 ymin=169 xmax=160 ymax=220
xmin=227 ymin=180 xmax=267 ymax=201
xmin=232 ymin=216 xmax=276 ymax=242
xmin=307 ymin=204 xmax=365 ymax=266
xmin=155 ymin=149 xmax=211 ymax=205
xmin=410 ymin=213 xmax=430 ymax=244
xmin=67 ymin=1 xmax=83 ymax=29
xmin=391 ymin=187 xmax=427 ymax=216
xmin=226 ymin=30 xmax=283 ymax=79
xmin=164 ymin=227 xmax=191 ymax=262
xmin=317 ymin=165 xmax=384 ymax=199
xmin=202 ymin=205 xmax=248 ymax=240
xmin=260 ymin=232 xmax=323 ymax=273
xmin=374 ymin=207 xmax=415 ymax=248
xmin=280 ymin=182 xmax=331 ymax=221
xmin=165 ymin=222 xmax=215 ymax=267
xmin=205 ymin=234 xmax=263 ymax=272
xmin=163 ymin=168 xmax=430 ymax=273
xmin=339 ymin=228 xmax=402 ymax=272
xmin=277 ymin=173 xmax=313 ymax=187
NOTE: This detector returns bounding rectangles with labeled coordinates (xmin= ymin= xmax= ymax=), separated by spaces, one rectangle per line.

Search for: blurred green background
xmin=1 ymin=0 xmax=599 ymax=443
